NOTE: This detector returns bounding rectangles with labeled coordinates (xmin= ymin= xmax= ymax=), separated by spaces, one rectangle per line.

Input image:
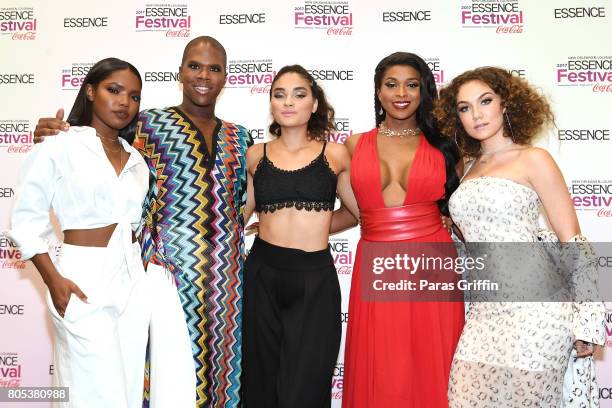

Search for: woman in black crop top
xmin=240 ymin=65 xmax=359 ymax=408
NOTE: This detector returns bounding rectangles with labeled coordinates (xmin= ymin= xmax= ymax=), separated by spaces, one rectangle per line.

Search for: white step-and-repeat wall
xmin=1 ymin=0 xmax=611 ymax=406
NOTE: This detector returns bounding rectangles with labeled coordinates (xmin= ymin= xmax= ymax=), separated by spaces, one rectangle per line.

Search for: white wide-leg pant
xmin=146 ymin=263 xmax=197 ymax=408
xmin=48 ymin=241 xmax=150 ymax=408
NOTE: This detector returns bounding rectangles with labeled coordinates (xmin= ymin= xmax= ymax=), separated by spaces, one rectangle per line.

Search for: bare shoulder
xmin=344 ymin=132 xmax=364 ymax=155
xmin=246 ymin=142 xmax=265 ymax=170
xmin=325 ymin=141 xmax=351 ymax=163
xmin=521 ymin=146 xmax=557 ymax=172
xmin=519 ymin=146 xmax=565 ymax=186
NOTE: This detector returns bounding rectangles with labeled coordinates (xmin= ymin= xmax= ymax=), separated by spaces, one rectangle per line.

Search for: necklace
xmin=96 ymin=132 xmax=124 ymax=174
xmin=478 ymin=139 xmax=514 ymax=164
xmin=378 ymin=122 xmax=421 ymax=138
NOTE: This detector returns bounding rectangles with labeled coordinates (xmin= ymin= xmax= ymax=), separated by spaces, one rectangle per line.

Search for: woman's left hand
xmin=245 ymin=222 xmax=259 ymax=236
xmin=441 ymin=216 xmax=453 ymax=233
xmin=574 ymin=340 xmax=595 ymax=358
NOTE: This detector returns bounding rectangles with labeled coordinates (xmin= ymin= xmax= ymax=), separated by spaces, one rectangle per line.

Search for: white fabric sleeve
xmin=7 ymin=140 xmax=60 ymax=260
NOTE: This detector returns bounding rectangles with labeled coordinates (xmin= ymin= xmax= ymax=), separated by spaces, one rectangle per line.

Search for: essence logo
xmin=63 ymin=16 xmax=109 ymax=29
xmin=0 ymin=7 xmax=36 ymax=40
xmin=330 ymin=238 xmax=353 ymax=275
xmin=308 ymin=69 xmax=354 ymax=82
xmin=144 ymin=71 xmax=179 ymax=82
xmin=382 ymin=9 xmax=432 ymax=23
xmin=135 ymin=4 xmax=191 ymax=38
xmin=558 ymin=129 xmax=610 ymax=142
xmin=554 ymin=7 xmax=606 ymax=19
xmin=248 ymin=128 xmax=266 ymax=141
xmin=219 ymin=12 xmax=266 ymax=25
xmin=329 ymin=118 xmax=353 ymax=144
xmin=0 ymin=120 xmax=32 ymax=154
xmin=294 ymin=1 xmax=353 ymax=35
xmin=227 ymin=59 xmax=275 ymax=95
xmin=556 ymin=56 xmax=612 ymax=92
xmin=460 ymin=0 xmax=524 ymax=34
xmin=508 ymin=68 xmax=526 ymax=78
xmin=0 ymin=304 xmax=24 ymax=315
xmin=0 ymin=353 xmax=21 ymax=387
xmin=0 ymin=73 xmax=34 ymax=85
xmin=61 ymin=63 xmax=93 ymax=90
xmin=0 ymin=188 xmax=14 ymax=198
xmin=569 ymin=180 xmax=612 ymax=218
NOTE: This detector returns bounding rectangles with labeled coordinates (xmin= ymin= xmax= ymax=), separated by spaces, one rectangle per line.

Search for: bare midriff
xmin=63 ymin=224 xmax=137 ymax=247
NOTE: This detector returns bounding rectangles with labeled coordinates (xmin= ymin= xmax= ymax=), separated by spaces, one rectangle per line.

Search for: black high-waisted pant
xmin=241 ymin=236 xmax=341 ymax=408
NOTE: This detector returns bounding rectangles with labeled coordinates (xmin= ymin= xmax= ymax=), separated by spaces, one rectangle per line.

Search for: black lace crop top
xmin=253 ymin=143 xmax=337 ymax=213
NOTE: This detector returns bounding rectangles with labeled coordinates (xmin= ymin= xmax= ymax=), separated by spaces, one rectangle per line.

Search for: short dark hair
xmin=67 ymin=57 xmax=142 ymax=143
xmin=181 ymin=36 xmax=227 ymax=70
xmin=268 ymin=65 xmax=335 ymax=141
xmin=374 ymin=52 xmax=460 ymax=215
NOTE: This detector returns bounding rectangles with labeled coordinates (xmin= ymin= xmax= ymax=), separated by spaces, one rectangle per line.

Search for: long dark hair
xmin=374 ymin=52 xmax=460 ymax=215
xmin=67 ymin=57 xmax=142 ymax=144
xmin=268 ymin=65 xmax=335 ymax=141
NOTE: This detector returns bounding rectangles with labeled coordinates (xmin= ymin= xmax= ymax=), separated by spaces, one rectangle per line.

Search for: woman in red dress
xmin=334 ymin=52 xmax=465 ymax=407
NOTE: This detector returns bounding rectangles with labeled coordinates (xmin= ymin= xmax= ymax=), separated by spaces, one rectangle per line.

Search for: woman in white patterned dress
xmin=434 ymin=67 xmax=605 ymax=407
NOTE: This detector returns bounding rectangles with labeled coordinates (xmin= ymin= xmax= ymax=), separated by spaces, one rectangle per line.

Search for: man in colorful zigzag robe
xmin=134 ymin=36 xmax=251 ymax=407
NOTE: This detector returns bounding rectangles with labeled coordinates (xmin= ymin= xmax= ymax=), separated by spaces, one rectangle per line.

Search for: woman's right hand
xmin=33 ymin=109 xmax=70 ymax=143
xmin=47 ymin=275 xmax=87 ymax=318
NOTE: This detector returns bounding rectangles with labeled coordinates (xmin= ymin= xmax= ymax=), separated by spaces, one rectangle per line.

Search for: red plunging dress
xmin=342 ymin=128 xmax=464 ymax=408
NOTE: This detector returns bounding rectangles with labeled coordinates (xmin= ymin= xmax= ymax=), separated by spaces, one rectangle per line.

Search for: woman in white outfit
xmin=434 ymin=67 xmax=605 ymax=407
xmin=8 ymin=58 xmax=150 ymax=408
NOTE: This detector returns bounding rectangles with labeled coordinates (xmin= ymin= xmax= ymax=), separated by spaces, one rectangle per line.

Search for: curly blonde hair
xmin=434 ymin=67 xmax=554 ymax=158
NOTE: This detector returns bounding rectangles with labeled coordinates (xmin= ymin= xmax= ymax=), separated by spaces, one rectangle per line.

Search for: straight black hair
xmin=67 ymin=57 xmax=142 ymax=144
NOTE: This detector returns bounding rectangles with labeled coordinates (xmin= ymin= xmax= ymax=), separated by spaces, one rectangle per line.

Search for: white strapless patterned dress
xmin=448 ymin=177 xmax=575 ymax=407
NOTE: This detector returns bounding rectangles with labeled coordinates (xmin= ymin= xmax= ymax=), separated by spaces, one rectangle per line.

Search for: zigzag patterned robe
xmin=134 ymin=107 xmax=251 ymax=407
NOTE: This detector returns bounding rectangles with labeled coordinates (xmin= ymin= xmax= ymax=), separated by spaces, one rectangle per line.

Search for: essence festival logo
xmin=294 ymin=1 xmax=353 ymax=36
xmin=330 ymin=238 xmax=353 ymax=275
xmin=425 ymin=58 xmax=446 ymax=87
xmin=135 ymin=4 xmax=191 ymax=38
xmin=227 ymin=59 xmax=275 ymax=95
xmin=558 ymin=128 xmax=610 ymax=142
xmin=329 ymin=118 xmax=353 ymax=144
xmin=63 ymin=16 xmax=109 ymax=29
xmin=556 ymin=56 xmax=612 ymax=92
xmin=0 ymin=236 xmax=25 ymax=270
xmin=0 ymin=120 xmax=32 ymax=154
xmin=144 ymin=70 xmax=179 ymax=83
xmin=0 ymin=353 xmax=21 ymax=387
xmin=605 ymin=309 xmax=612 ymax=348
xmin=460 ymin=0 xmax=524 ymax=34
xmin=569 ymin=180 xmax=612 ymax=218
xmin=331 ymin=363 xmax=343 ymax=400
xmin=219 ymin=12 xmax=266 ymax=25
xmin=554 ymin=6 xmax=606 ymax=19
xmin=382 ymin=9 xmax=432 ymax=23
xmin=61 ymin=63 xmax=94 ymax=91
xmin=0 ymin=7 xmax=36 ymax=40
